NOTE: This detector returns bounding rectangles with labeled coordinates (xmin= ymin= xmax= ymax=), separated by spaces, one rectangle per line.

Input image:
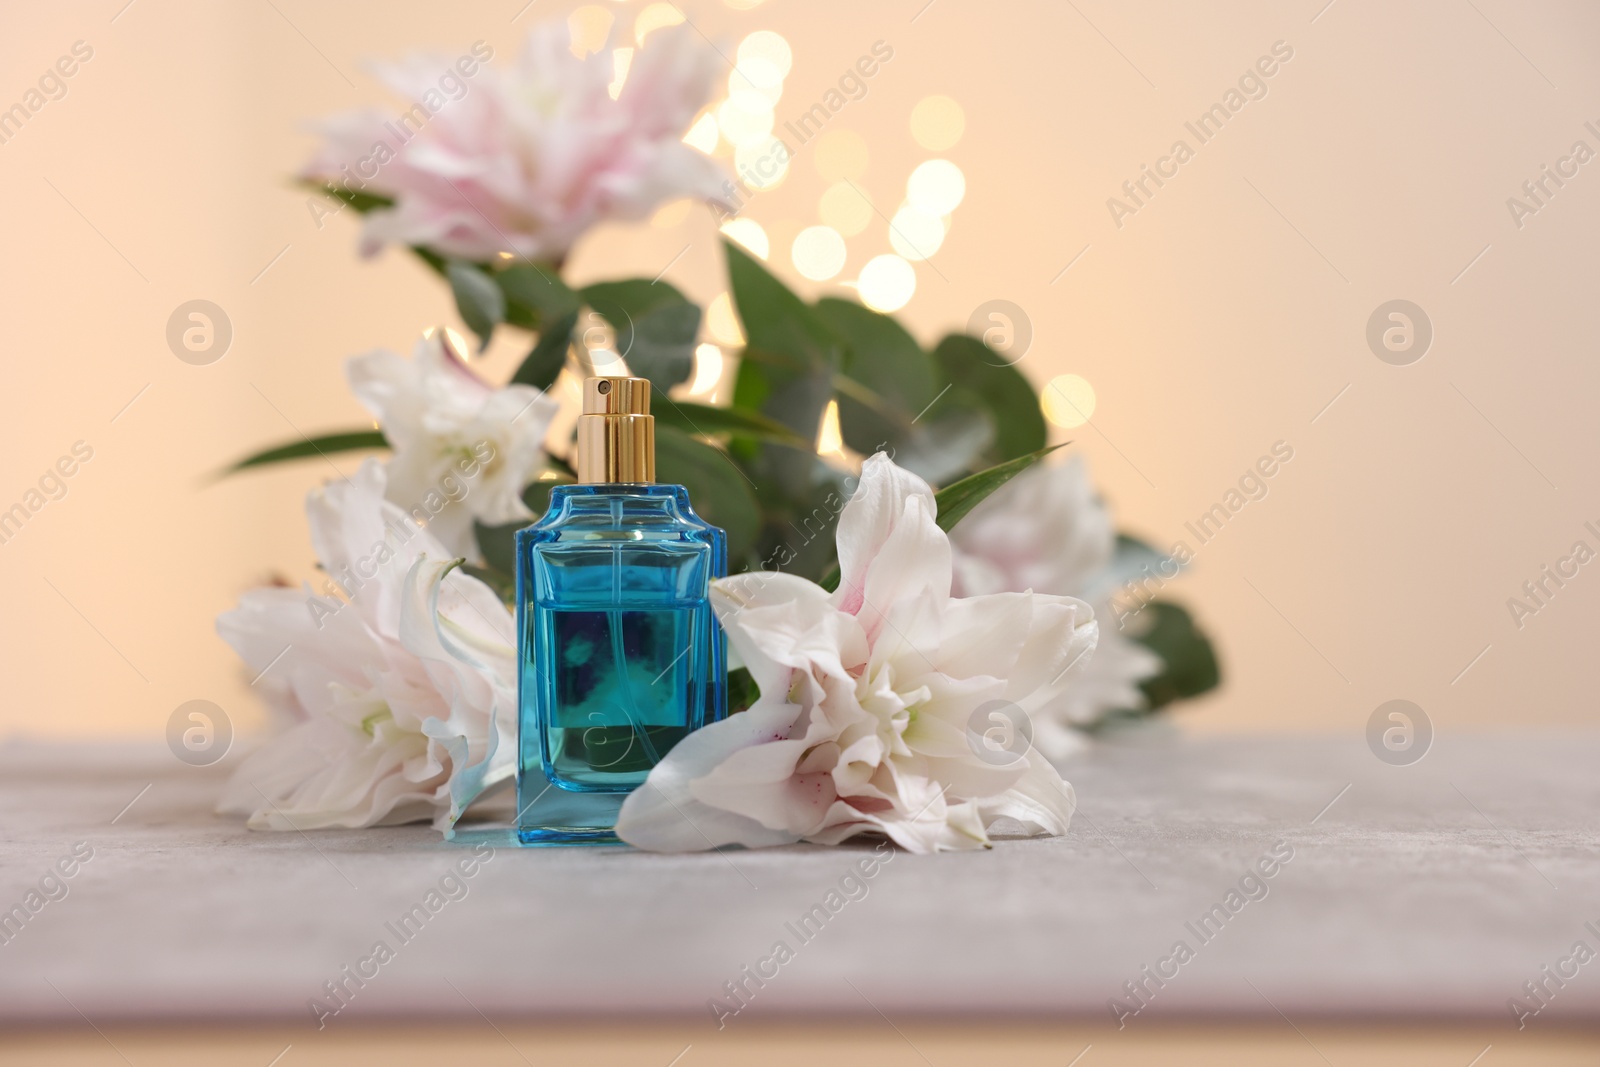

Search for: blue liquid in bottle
xmin=516 ymin=379 xmax=726 ymax=844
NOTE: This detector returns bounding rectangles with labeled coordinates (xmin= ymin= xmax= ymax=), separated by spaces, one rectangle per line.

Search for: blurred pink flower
xmin=303 ymin=23 xmax=731 ymax=262
xmin=949 ymin=457 xmax=1162 ymax=755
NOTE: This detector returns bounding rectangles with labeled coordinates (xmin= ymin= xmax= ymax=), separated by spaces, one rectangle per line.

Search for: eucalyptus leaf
xmin=511 ymin=310 xmax=577 ymax=391
xmin=581 ymin=279 xmax=701 ymax=392
xmin=654 ymin=425 xmax=760 ymax=566
xmin=725 ymin=239 xmax=836 ymax=443
xmin=446 ymin=261 xmax=505 ymax=350
xmin=932 ymin=333 xmax=1048 ymax=466
xmin=731 ymin=360 xmax=832 ymax=465
xmin=812 ymin=297 xmax=936 ymax=450
xmin=410 ymin=245 xmax=448 ymax=280
xmin=1123 ymin=601 xmax=1221 ymax=712
xmin=473 ymin=520 xmax=519 ymax=579
xmin=1091 ymin=533 xmax=1180 ymax=604
xmin=723 ymin=240 xmax=837 ymax=372
xmin=473 ymin=476 xmax=568 ymax=578
xmin=724 ymin=241 xmax=838 ymax=515
xmin=303 ymin=181 xmax=393 ymax=215
xmin=224 ymin=430 xmax=388 ymax=474
xmin=650 ymin=397 xmax=808 ymax=447
xmin=741 ymin=452 xmax=852 ymax=581
xmin=461 ymin=563 xmax=516 ymax=605
xmin=726 ymin=666 xmax=760 ymax=714
xmin=889 ymin=388 xmax=995 ymax=484
xmin=498 ymin=261 xmax=578 ymax=332
xmin=811 ymin=299 xmax=992 ymax=481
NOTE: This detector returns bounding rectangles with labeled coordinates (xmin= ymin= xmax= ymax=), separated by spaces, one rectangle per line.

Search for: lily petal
xmin=831 ymin=452 xmax=939 ymax=617
xmin=615 ymin=698 xmax=806 ymax=852
xmin=626 ymin=451 xmax=1088 ymax=855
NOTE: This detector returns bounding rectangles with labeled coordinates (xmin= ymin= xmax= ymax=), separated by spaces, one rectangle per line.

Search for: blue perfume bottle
xmin=515 ymin=376 xmax=727 ymax=844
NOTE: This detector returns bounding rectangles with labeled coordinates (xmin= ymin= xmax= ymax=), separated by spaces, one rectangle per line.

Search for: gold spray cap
xmin=576 ymin=376 xmax=655 ymax=483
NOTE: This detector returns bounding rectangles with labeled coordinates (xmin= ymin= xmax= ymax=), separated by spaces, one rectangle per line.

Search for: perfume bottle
xmin=515 ymin=376 xmax=727 ymax=844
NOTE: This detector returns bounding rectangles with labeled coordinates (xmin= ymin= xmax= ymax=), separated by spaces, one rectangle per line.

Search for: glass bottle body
xmin=515 ymin=484 xmax=726 ymax=844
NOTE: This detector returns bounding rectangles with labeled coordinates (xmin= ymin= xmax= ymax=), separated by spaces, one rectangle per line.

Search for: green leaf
xmin=715 ymin=242 xmax=857 ymax=575
xmin=224 ymin=430 xmax=388 ymax=474
xmin=812 ymin=299 xmax=934 ymax=447
xmin=446 ymin=261 xmax=505 ymax=350
xmin=725 ymin=239 xmax=836 ymax=442
xmin=545 ymin=451 xmax=576 ymax=479
xmin=511 ymin=310 xmax=576 ymax=391
xmin=461 ymin=563 xmax=516 ymax=605
xmin=655 ymin=425 xmax=761 ymax=566
xmin=753 ymin=453 xmax=852 ymax=581
xmin=474 ymin=476 xmax=568 ymax=576
xmin=581 ymin=279 xmax=701 ymax=393
xmin=827 ymin=369 xmax=995 ymax=484
xmin=498 ymin=262 xmax=578 ymax=332
xmin=903 ymin=389 xmax=997 ymax=483
xmin=726 ymin=666 xmax=760 ymax=714
xmin=1099 ymin=533 xmax=1180 ymax=596
xmin=932 ymin=333 xmax=1048 ymax=467
xmin=473 ymin=522 xmax=519 ymax=579
xmin=811 ymin=299 xmax=993 ymax=482
xmin=813 ymin=297 xmax=937 ymax=446
xmin=302 ymin=181 xmax=393 ymax=215
xmin=724 ymin=240 xmax=837 ymax=372
xmin=1124 ymin=601 xmax=1221 ymax=711
xmin=411 ymin=245 xmax=449 ymax=279
xmin=650 ymin=398 xmax=808 ymax=447
xmin=724 ymin=241 xmax=839 ymax=519
xmin=933 ymin=444 xmax=1065 ymax=533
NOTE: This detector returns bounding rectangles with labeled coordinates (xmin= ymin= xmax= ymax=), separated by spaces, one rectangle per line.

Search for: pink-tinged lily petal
xmin=217 ymin=463 xmax=517 ymax=833
xmin=614 ymin=698 xmax=807 ymax=852
xmin=831 ymin=452 xmax=940 ymax=616
xmin=949 ymin=457 xmax=1115 ymax=599
xmin=688 ymin=733 xmax=834 ymax=837
xmin=1046 ymin=615 xmax=1160 ymax=737
xmin=931 ymin=591 xmax=1038 ymax=682
xmin=851 ymin=494 xmax=950 ymax=644
xmin=809 ymin=776 xmax=990 ymax=853
xmin=711 ymin=571 xmax=863 ymax=698
xmin=976 ymin=753 xmax=1076 ymax=838
xmin=626 ymin=452 xmax=1094 ymax=856
xmin=345 ymin=334 xmax=558 ymax=559
xmin=217 ymin=715 xmax=442 ymax=831
xmin=216 ymin=583 xmax=377 ymax=724
xmin=999 ymin=594 xmax=1100 ymax=716
xmin=616 ymin=25 xmax=721 ymax=138
xmin=302 ymin=20 xmax=731 ymax=262
xmin=399 ymin=556 xmax=517 ymax=833
xmin=949 ymin=456 xmax=1163 ymax=736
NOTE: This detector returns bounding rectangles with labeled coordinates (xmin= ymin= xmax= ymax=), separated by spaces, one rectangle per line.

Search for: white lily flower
xmin=949 ymin=457 xmax=1162 ymax=754
xmin=216 ymin=460 xmax=517 ymax=832
xmin=346 ymin=332 xmax=557 ymax=559
xmin=616 ymin=454 xmax=1098 ymax=854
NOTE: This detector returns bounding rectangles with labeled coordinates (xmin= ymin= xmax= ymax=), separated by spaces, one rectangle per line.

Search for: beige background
xmin=2 ymin=0 xmax=1596 ymax=743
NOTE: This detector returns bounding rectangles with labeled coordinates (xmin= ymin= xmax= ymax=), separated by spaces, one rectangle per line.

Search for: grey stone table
xmin=2 ymin=733 xmax=1596 ymax=1035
